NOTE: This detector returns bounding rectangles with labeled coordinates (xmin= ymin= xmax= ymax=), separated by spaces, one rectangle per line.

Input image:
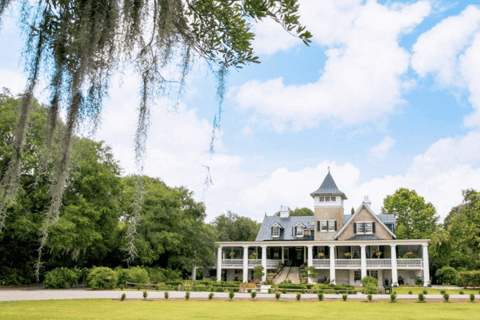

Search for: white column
xmin=192 ymin=267 xmax=197 ymax=281
xmin=243 ymin=246 xmax=249 ymax=283
xmin=217 ymin=246 xmax=222 ymax=282
xmin=360 ymin=245 xmax=367 ymax=280
xmin=307 ymin=245 xmax=314 ymax=284
xmin=261 ymin=246 xmax=267 ymax=282
xmin=422 ymin=244 xmax=430 ymax=287
xmin=281 ymin=247 xmax=285 ymax=264
xmin=304 ymin=246 xmax=307 ymax=262
xmin=391 ymin=244 xmax=398 ymax=286
xmin=329 ymin=245 xmax=336 ymax=284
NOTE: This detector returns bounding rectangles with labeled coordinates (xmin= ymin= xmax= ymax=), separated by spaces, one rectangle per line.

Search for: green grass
xmin=1 ymin=300 xmax=480 ymax=319
xmin=394 ymin=288 xmax=478 ymax=295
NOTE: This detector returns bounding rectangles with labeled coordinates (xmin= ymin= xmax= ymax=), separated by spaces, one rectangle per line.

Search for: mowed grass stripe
xmin=1 ymin=300 xmax=480 ymax=320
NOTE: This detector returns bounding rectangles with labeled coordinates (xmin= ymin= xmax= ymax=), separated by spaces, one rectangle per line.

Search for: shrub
xmin=185 ymin=291 xmax=190 ymax=300
xmin=208 ymin=292 xmax=214 ymax=300
xmin=390 ymin=293 xmax=396 ymax=303
xmin=229 ymin=290 xmax=235 ymax=301
xmin=440 ymin=290 xmax=446 ymax=295
xmin=116 ymin=267 xmax=150 ymax=287
xmin=164 ymin=291 xmax=169 ymax=300
xmin=436 ymin=266 xmax=460 ymax=285
xmin=418 ymin=293 xmax=425 ymax=303
xmin=470 ymin=293 xmax=475 ymax=303
xmin=275 ymin=292 xmax=281 ymax=300
xmin=282 ymin=289 xmax=287 ymax=294
xmin=143 ymin=291 xmax=147 ymax=299
xmin=408 ymin=291 xmax=413 ymax=295
xmin=268 ymin=289 xmax=272 ymax=294
xmin=459 ymin=271 xmax=480 ymax=288
xmin=443 ymin=293 xmax=449 ymax=302
xmin=43 ymin=267 xmax=80 ymax=289
xmin=423 ymin=290 xmax=428 ymax=295
xmin=87 ymin=267 xmax=118 ymax=289
xmin=318 ymin=293 xmax=324 ymax=301
xmin=362 ymin=283 xmax=379 ymax=294
xmin=360 ymin=276 xmax=378 ymax=287
xmin=215 ymin=288 xmax=224 ymax=293
xmin=367 ymin=294 xmax=372 ymax=302
xmin=247 ymin=289 xmax=252 ymax=293
xmin=296 ymin=293 xmax=301 ymax=301
xmin=459 ymin=290 xmax=464 ymax=295
xmin=342 ymin=294 xmax=347 ymax=301
xmin=121 ymin=293 xmax=126 ymax=301
xmin=251 ymin=291 xmax=257 ymax=300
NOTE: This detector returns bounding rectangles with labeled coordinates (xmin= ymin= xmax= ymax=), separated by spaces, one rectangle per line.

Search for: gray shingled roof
xmin=256 ymin=216 xmax=314 ymax=241
xmin=347 ymin=234 xmax=385 ymax=241
xmin=377 ymin=214 xmax=395 ymax=223
xmin=310 ymin=172 xmax=347 ymax=199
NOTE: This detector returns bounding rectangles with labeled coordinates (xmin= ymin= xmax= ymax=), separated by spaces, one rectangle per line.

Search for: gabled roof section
xmin=270 ymin=222 xmax=283 ymax=229
xmin=256 ymin=216 xmax=314 ymax=241
xmin=294 ymin=221 xmax=306 ymax=228
xmin=334 ymin=203 xmax=396 ymax=239
xmin=310 ymin=171 xmax=347 ymax=199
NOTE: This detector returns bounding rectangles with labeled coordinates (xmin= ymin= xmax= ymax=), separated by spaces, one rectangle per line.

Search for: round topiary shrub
xmin=443 ymin=293 xmax=449 ymax=302
xmin=87 ymin=267 xmax=118 ymax=289
xmin=275 ymin=292 xmax=281 ymax=300
xmin=342 ymin=294 xmax=347 ymax=301
xmin=43 ymin=267 xmax=80 ymax=289
xmin=251 ymin=291 xmax=257 ymax=300
xmin=318 ymin=293 xmax=324 ymax=301
xmin=367 ymin=294 xmax=372 ymax=302
xmin=296 ymin=293 xmax=301 ymax=301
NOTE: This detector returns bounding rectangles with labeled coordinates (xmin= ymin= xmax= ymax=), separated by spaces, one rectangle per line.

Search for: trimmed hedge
xmin=460 ymin=271 xmax=480 ymax=288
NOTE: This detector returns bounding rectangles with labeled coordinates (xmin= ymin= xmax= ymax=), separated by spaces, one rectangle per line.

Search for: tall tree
xmin=446 ymin=189 xmax=480 ymax=270
xmin=211 ymin=211 xmax=260 ymax=242
xmin=381 ymin=188 xmax=439 ymax=239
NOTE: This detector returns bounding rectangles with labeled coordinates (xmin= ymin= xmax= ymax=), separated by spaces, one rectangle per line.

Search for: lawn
xmin=1 ymin=300 xmax=480 ymax=320
xmin=393 ymin=287 xmax=479 ymax=295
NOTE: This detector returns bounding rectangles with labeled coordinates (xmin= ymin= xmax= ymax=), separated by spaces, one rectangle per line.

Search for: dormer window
xmin=271 ymin=223 xmax=281 ymax=238
xmin=296 ymin=225 xmax=304 ymax=237
xmin=272 ymin=226 xmax=280 ymax=237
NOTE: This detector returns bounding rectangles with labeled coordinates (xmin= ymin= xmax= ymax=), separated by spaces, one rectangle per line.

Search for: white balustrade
xmin=312 ymin=259 xmax=330 ymax=268
xmin=335 ymin=259 xmax=361 ymax=267
xmin=397 ymin=259 xmax=423 ymax=268
xmin=221 ymin=259 xmax=243 ymax=267
xmin=366 ymin=259 xmax=391 ymax=268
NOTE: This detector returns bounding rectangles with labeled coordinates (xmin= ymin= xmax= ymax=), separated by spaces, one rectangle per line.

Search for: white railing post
xmin=261 ymin=246 xmax=267 ymax=282
xmin=282 ymin=246 xmax=284 ymax=264
xmin=307 ymin=245 xmax=314 ymax=284
xmin=423 ymin=244 xmax=430 ymax=287
xmin=329 ymin=245 xmax=336 ymax=284
xmin=360 ymin=245 xmax=367 ymax=279
xmin=217 ymin=246 xmax=222 ymax=282
xmin=391 ymin=244 xmax=398 ymax=286
xmin=243 ymin=246 xmax=249 ymax=283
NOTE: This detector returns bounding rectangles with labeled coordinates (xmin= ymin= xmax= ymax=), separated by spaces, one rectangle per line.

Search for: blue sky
xmin=1 ymin=0 xmax=480 ymax=222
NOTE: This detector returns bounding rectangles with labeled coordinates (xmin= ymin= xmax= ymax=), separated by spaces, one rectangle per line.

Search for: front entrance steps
xmin=286 ymin=267 xmax=301 ymax=284
xmin=273 ymin=267 xmax=290 ymax=284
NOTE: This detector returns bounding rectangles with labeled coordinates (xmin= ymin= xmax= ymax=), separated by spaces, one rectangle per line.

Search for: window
xmin=368 ymin=270 xmax=378 ymax=279
xmin=331 ymin=196 xmax=336 ymax=201
xmin=357 ymin=222 xmax=365 ymax=234
xmin=272 ymin=226 xmax=280 ymax=237
xmin=354 ymin=270 xmax=361 ymax=281
xmin=328 ymin=220 xmax=336 ymax=232
xmin=296 ymin=225 xmax=304 ymax=237
xmin=319 ymin=197 xmax=325 ymax=202
xmin=365 ymin=222 xmax=373 ymax=234
xmin=304 ymin=230 xmax=311 ymax=236
xmin=320 ymin=221 xmax=328 ymax=232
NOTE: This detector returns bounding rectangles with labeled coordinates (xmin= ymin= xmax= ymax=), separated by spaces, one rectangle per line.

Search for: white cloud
xmin=232 ymin=0 xmax=431 ymax=131
xmin=370 ymin=136 xmax=395 ymax=160
xmin=412 ymin=4 xmax=480 ymax=127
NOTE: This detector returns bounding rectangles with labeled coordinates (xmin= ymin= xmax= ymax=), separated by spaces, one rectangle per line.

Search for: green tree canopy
xmin=381 ymin=188 xmax=439 ymax=239
xmin=211 ymin=211 xmax=260 ymax=242
xmin=274 ymin=207 xmax=314 ymax=217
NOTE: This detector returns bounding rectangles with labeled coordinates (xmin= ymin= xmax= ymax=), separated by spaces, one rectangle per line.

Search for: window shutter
xmin=372 ymin=222 xmax=376 ymax=233
xmin=326 ymin=220 xmax=329 ymax=231
xmin=354 ymin=222 xmax=357 ymax=234
xmin=334 ymin=220 xmax=337 ymax=231
xmin=271 ymin=227 xmax=273 ymax=236
xmin=317 ymin=221 xmax=320 ymax=232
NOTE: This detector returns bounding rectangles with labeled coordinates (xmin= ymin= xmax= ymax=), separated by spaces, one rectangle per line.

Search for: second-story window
xmin=365 ymin=222 xmax=373 ymax=234
xmin=357 ymin=222 xmax=365 ymax=234
xmin=272 ymin=226 xmax=280 ymax=237
xmin=296 ymin=225 xmax=304 ymax=237
xmin=320 ymin=221 xmax=328 ymax=232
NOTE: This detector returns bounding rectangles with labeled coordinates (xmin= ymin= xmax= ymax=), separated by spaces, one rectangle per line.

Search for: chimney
xmin=279 ymin=205 xmax=289 ymax=218
xmin=363 ymin=196 xmax=371 ymax=208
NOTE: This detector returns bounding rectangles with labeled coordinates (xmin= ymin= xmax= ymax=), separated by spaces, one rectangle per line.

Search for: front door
xmin=289 ymin=247 xmax=305 ymax=266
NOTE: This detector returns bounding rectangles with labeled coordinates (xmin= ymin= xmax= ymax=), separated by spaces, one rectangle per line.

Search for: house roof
xmin=347 ymin=234 xmax=385 ymax=241
xmin=310 ymin=172 xmax=347 ymax=199
xmin=334 ymin=202 xmax=396 ymax=239
xmin=256 ymin=216 xmax=314 ymax=241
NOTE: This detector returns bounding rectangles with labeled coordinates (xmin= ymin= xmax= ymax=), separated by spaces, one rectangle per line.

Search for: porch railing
xmin=397 ymin=259 xmax=422 ymax=268
xmin=367 ymin=259 xmax=391 ymax=268
xmin=312 ymin=259 xmax=330 ymax=268
xmin=221 ymin=259 xmax=243 ymax=268
xmin=335 ymin=259 xmax=361 ymax=267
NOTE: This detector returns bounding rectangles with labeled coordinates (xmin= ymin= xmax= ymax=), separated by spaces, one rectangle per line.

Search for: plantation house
xmin=213 ymin=170 xmax=430 ymax=287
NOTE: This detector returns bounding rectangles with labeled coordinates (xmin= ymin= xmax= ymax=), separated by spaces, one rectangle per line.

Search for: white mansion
xmin=213 ymin=171 xmax=430 ymax=287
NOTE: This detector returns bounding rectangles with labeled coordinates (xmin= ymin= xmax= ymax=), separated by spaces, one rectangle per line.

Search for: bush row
xmin=460 ymin=271 xmax=480 ymax=288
